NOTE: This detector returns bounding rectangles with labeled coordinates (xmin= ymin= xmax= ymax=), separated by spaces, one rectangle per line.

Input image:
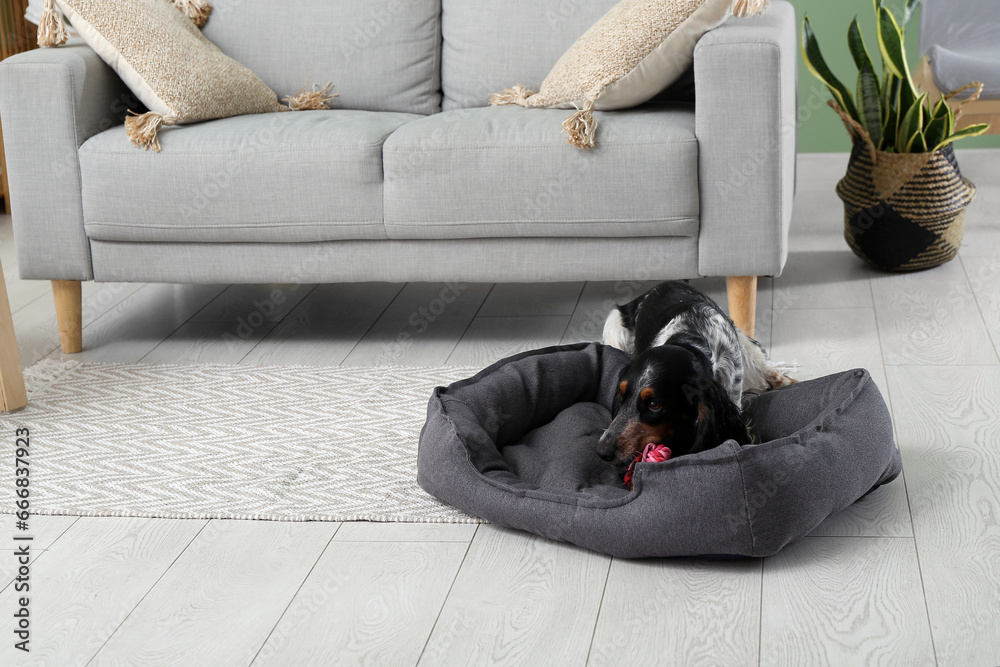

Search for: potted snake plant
xmin=802 ymin=0 xmax=990 ymax=271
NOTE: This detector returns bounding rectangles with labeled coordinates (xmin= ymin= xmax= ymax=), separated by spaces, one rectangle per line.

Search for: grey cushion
xmin=202 ymin=0 xmax=442 ymax=114
xmin=418 ymin=343 xmax=902 ymax=558
xmin=921 ymin=0 xmax=1000 ymax=99
xmin=383 ymin=104 xmax=700 ymax=240
xmin=441 ymin=0 xmax=619 ymax=110
xmin=79 ymin=110 xmax=420 ymax=244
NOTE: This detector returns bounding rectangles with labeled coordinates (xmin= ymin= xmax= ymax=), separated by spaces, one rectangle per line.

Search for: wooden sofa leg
xmin=52 ymin=280 xmax=83 ymax=354
xmin=726 ymin=276 xmax=757 ymax=338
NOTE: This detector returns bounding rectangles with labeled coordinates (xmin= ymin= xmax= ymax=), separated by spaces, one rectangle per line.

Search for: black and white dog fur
xmin=597 ymin=281 xmax=796 ymax=465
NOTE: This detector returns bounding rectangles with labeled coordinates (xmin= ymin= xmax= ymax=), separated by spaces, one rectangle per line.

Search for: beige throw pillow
xmin=491 ymin=0 xmax=769 ymax=148
xmin=37 ymin=0 xmax=331 ymax=151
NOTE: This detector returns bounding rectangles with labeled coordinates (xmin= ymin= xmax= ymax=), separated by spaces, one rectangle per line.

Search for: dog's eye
xmin=647 ymin=400 xmax=661 ymax=412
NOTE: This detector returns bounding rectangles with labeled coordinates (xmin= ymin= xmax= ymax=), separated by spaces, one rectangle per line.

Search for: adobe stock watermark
xmin=222 ymin=285 xmax=305 ymax=350
xmin=374 ymin=282 xmax=469 ymax=365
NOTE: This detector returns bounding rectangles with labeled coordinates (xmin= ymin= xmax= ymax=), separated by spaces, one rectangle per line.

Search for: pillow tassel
xmin=173 ymin=0 xmax=213 ymax=27
xmin=283 ymin=81 xmax=338 ymax=111
xmin=562 ymin=100 xmax=597 ymax=150
xmin=37 ymin=0 xmax=68 ymax=47
xmin=489 ymin=85 xmax=535 ymax=107
xmin=732 ymin=0 xmax=770 ymax=18
xmin=126 ymin=112 xmax=175 ymax=152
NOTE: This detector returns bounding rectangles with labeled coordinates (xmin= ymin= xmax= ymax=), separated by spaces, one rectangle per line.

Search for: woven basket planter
xmin=828 ymin=101 xmax=977 ymax=272
xmin=837 ymin=141 xmax=976 ymax=271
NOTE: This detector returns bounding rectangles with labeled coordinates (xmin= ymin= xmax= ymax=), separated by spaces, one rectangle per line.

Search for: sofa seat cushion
xmin=80 ymin=110 xmax=420 ymax=244
xmin=382 ymin=104 xmax=699 ymax=240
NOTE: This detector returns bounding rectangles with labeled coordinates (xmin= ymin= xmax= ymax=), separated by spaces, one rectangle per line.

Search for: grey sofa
xmin=0 ymin=0 xmax=796 ymax=353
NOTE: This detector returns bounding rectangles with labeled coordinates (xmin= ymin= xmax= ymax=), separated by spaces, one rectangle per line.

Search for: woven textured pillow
xmin=37 ymin=0 xmax=331 ymax=151
xmin=491 ymin=0 xmax=769 ymax=148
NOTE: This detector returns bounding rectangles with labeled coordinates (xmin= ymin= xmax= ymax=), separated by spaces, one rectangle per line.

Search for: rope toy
xmin=623 ymin=443 xmax=672 ymax=489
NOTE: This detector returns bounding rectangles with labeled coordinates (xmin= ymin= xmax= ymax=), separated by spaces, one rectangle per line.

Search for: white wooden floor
xmin=2 ymin=151 xmax=999 ymax=666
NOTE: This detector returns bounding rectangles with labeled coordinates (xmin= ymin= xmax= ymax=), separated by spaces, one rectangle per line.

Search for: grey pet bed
xmin=417 ymin=343 xmax=901 ymax=558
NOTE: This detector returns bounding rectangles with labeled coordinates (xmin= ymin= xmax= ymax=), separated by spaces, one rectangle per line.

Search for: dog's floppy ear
xmin=692 ymin=381 xmax=749 ymax=453
xmin=611 ymin=369 xmax=627 ymax=417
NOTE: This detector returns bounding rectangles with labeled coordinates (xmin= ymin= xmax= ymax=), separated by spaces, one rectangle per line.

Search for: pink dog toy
xmin=623 ymin=443 xmax=672 ymax=488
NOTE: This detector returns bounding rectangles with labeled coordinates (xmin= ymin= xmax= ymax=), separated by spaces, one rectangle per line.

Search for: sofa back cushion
xmin=441 ymin=0 xmax=619 ymax=110
xmin=202 ymin=0 xmax=441 ymax=115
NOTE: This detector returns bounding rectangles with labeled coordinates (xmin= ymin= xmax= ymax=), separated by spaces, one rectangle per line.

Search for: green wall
xmin=789 ymin=0 xmax=1000 ymax=152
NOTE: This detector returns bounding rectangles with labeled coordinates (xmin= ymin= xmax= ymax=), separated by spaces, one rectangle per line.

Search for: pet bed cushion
xmin=417 ymin=343 xmax=901 ymax=558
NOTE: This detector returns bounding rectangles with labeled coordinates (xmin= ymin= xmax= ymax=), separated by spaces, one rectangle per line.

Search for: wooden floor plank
xmin=239 ymin=283 xmax=402 ymax=367
xmin=188 ymin=284 xmax=316 ymax=324
xmin=91 ymin=520 xmax=337 ymax=667
xmin=962 ymin=255 xmax=1000 ymax=362
xmin=419 ymin=526 xmax=609 ymax=666
xmin=332 ymin=522 xmax=478 ymax=543
xmin=446 ymin=316 xmax=570 ymax=367
xmin=588 ymin=557 xmax=761 ymax=666
xmin=140 ymin=321 xmax=278 ymax=365
xmin=760 ymin=536 xmax=934 ymax=667
xmin=0 ymin=517 xmax=205 ymax=666
xmin=46 ymin=284 xmax=228 ymax=365
xmin=3 ymin=271 xmax=50 ymax=315
xmin=870 ymin=260 xmax=997 ymax=366
xmin=887 ymin=365 xmax=1000 ymax=665
xmin=770 ymin=308 xmax=888 ymax=397
xmin=0 ymin=513 xmax=78 ymax=549
xmin=253 ymin=540 xmax=468 ymax=666
xmin=341 ymin=282 xmax=492 ymax=367
xmin=773 ymin=249 xmax=872 ymax=311
xmin=477 ymin=282 xmax=583 ymax=317
xmin=15 ymin=282 xmax=144 ymax=367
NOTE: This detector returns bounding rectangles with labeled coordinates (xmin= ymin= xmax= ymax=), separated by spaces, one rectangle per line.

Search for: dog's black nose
xmin=596 ymin=433 xmax=617 ymax=462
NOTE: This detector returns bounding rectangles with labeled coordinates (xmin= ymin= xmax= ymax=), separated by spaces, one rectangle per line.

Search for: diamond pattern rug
xmin=0 ymin=360 xmax=482 ymax=523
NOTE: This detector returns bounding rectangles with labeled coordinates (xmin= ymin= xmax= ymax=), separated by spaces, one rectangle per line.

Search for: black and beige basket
xmin=831 ymin=103 xmax=976 ymax=272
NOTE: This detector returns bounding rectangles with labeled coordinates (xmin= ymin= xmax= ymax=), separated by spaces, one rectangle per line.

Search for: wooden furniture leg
xmin=0 ymin=259 xmax=27 ymax=411
xmin=726 ymin=275 xmax=757 ymax=338
xmin=52 ymin=280 xmax=83 ymax=354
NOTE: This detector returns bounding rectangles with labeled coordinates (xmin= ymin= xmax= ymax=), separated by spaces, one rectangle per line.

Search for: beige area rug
xmin=0 ymin=360 xmax=483 ymax=523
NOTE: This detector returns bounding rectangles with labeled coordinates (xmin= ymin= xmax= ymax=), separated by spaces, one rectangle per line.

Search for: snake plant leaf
xmin=881 ymin=67 xmax=898 ymax=128
xmin=848 ymin=18 xmax=875 ymax=72
xmin=803 ymin=15 xmax=859 ymax=121
xmin=877 ymin=5 xmax=916 ymax=97
xmin=924 ymin=114 xmax=949 ymax=149
xmin=881 ymin=109 xmax=897 ymax=152
xmin=931 ymin=95 xmax=950 ymax=119
xmin=934 ymin=123 xmax=992 ymax=151
xmin=897 ymin=76 xmax=916 ymax=135
xmin=857 ymin=69 xmax=883 ymax=144
xmin=896 ymin=93 xmax=925 ymax=153
xmin=906 ymin=129 xmax=928 ymax=153
xmin=849 ymin=19 xmax=882 ymax=143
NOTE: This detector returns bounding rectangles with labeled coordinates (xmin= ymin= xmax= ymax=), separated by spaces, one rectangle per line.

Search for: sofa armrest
xmin=0 ymin=42 xmax=132 ymax=280
xmin=693 ymin=0 xmax=797 ymax=277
